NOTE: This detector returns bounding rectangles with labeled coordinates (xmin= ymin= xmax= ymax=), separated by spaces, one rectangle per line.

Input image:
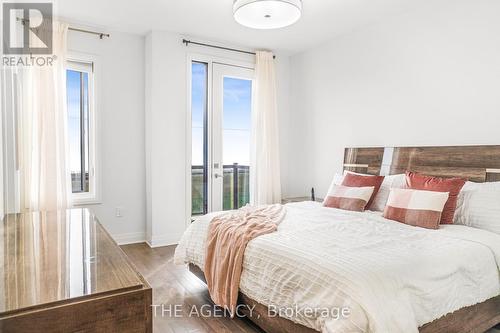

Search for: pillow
xmin=341 ymin=172 xmax=385 ymax=210
xmin=331 ymin=172 xmax=345 ymax=186
xmin=371 ymin=174 xmax=406 ymax=212
xmin=454 ymin=181 xmax=500 ymax=235
xmin=383 ymin=188 xmax=449 ymax=229
xmin=326 ymin=172 xmax=406 ymax=212
xmin=323 ymin=185 xmax=375 ymax=212
xmin=406 ymin=172 xmax=466 ymax=225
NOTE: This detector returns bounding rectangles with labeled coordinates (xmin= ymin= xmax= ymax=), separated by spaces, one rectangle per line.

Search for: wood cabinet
xmin=0 ymin=209 xmax=152 ymax=332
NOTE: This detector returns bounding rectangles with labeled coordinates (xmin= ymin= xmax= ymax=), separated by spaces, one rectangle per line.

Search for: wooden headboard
xmin=343 ymin=145 xmax=500 ymax=183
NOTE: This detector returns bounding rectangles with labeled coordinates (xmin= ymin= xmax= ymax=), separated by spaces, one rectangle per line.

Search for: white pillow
xmin=331 ymin=172 xmax=344 ymax=185
xmin=372 ymin=174 xmax=406 ymax=212
xmin=454 ymin=181 xmax=500 ymax=235
xmin=326 ymin=171 xmax=406 ymax=212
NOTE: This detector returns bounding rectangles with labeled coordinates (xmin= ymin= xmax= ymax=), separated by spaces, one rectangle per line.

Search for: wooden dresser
xmin=0 ymin=209 xmax=152 ymax=332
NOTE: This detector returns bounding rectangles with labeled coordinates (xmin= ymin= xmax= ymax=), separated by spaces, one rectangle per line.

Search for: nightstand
xmin=282 ymin=197 xmax=322 ymax=204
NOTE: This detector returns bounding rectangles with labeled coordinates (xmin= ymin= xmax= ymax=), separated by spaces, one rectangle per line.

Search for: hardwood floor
xmin=121 ymin=243 xmax=263 ymax=333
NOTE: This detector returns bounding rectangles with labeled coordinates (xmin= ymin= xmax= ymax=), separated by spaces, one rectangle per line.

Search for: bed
xmin=175 ymin=145 xmax=500 ymax=333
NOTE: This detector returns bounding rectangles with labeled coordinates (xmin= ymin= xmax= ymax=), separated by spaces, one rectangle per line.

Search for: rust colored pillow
xmin=323 ymin=185 xmax=375 ymax=212
xmin=383 ymin=188 xmax=449 ymax=229
xmin=341 ymin=172 xmax=385 ymax=210
xmin=405 ymin=172 xmax=466 ymax=224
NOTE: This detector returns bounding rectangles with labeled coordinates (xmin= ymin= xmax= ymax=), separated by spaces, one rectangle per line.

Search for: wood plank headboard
xmin=343 ymin=145 xmax=500 ymax=182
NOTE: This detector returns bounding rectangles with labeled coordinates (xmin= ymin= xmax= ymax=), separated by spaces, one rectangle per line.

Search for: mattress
xmin=174 ymin=201 xmax=500 ymax=333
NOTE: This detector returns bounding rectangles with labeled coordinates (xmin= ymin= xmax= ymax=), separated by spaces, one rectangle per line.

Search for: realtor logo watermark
xmin=2 ymin=2 xmax=55 ymax=66
xmin=151 ymin=303 xmax=351 ymax=321
xmin=152 ymin=304 xmax=258 ymax=319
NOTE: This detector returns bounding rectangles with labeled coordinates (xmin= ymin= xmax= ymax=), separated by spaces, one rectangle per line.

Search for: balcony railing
xmin=71 ymin=172 xmax=89 ymax=193
xmin=192 ymin=163 xmax=249 ymax=215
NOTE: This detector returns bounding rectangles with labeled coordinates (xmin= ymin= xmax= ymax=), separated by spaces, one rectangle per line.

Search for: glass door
xmin=190 ymin=61 xmax=253 ymax=215
xmin=212 ymin=64 xmax=253 ymax=212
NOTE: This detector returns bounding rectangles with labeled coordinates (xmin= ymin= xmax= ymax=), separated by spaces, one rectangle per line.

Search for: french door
xmin=191 ymin=61 xmax=254 ymax=215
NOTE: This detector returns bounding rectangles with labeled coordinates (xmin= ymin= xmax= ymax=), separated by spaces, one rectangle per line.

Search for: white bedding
xmin=174 ymin=201 xmax=500 ymax=333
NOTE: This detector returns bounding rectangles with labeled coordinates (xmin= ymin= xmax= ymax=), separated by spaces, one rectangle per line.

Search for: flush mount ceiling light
xmin=233 ymin=0 xmax=302 ymax=29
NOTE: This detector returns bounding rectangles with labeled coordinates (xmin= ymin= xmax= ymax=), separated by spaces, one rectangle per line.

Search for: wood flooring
xmin=121 ymin=243 xmax=263 ymax=333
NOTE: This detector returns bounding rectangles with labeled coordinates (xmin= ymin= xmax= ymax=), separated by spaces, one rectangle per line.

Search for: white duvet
xmin=174 ymin=202 xmax=500 ymax=333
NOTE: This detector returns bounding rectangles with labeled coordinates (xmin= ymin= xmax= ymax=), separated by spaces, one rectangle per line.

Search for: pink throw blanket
xmin=204 ymin=204 xmax=286 ymax=315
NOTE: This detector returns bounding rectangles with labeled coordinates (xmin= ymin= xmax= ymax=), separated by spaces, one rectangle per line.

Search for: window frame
xmin=66 ymin=53 xmax=100 ymax=206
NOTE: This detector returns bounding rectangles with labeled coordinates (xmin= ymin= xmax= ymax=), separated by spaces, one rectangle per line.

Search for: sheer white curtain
xmin=18 ymin=22 xmax=72 ymax=211
xmin=250 ymin=51 xmax=282 ymax=205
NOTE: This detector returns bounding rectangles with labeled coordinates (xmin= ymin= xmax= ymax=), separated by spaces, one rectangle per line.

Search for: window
xmin=66 ymin=59 xmax=97 ymax=204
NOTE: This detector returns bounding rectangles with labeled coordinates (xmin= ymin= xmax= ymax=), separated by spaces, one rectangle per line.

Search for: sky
xmin=191 ymin=62 xmax=252 ymax=166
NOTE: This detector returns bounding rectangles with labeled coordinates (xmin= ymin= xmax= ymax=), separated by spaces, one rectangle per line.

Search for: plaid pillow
xmin=383 ymin=188 xmax=449 ymax=229
xmin=323 ymin=185 xmax=375 ymax=212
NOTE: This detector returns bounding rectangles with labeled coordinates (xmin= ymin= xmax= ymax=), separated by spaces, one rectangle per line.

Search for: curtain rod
xmin=17 ymin=18 xmax=110 ymax=39
xmin=68 ymin=27 xmax=110 ymax=39
xmin=182 ymin=39 xmax=275 ymax=59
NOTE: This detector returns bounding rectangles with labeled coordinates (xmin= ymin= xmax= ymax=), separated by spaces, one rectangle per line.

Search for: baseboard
xmin=112 ymin=232 xmax=146 ymax=245
xmin=112 ymin=232 xmax=181 ymax=248
xmin=146 ymin=233 xmax=180 ymax=248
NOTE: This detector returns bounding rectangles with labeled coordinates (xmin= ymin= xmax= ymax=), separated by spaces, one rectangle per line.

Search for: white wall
xmin=288 ymin=0 xmax=500 ymax=199
xmin=68 ymin=30 xmax=146 ymax=243
xmin=145 ymin=31 xmax=291 ymax=246
xmin=145 ymin=31 xmax=188 ymax=247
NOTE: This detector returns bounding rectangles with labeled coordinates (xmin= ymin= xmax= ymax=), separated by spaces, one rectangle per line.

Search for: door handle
xmin=214 ymin=173 xmax=222 ymax=179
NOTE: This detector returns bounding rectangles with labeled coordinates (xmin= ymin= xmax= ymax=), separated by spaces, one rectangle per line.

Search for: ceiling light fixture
xmin=233 ymin=0 xmax=302 ymax=30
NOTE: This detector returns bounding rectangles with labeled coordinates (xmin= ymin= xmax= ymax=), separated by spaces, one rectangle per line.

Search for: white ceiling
xmin=56 ymin=0 xmax=427 ymax=54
